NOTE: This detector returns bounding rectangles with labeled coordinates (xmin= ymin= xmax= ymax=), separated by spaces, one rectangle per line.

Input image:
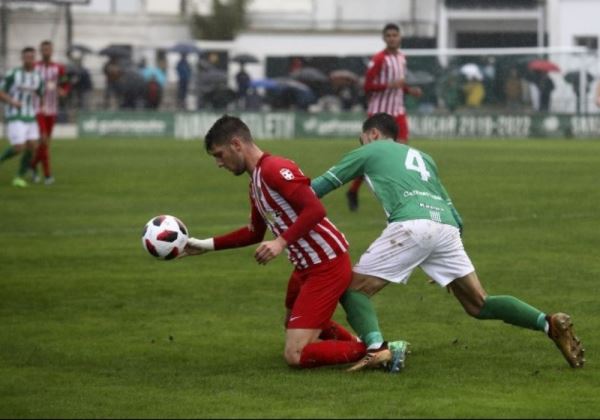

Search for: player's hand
xmin=409 ymin=86 xmax=423 ymax=98
xmin=254 ymin=237 xmax=287 ymax=265
xmin=389 ymin=79 xmax=405 ymax=89
xmin=11 ymin=99 xmax=22 ymax=108
xmin=58 ymin=87 xmax=68 ymax=98
xmin=178 ymin=237 xmax=213 ymax=258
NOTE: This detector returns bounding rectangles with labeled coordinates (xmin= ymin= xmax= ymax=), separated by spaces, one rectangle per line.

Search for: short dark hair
xmin=382 ymin=23 xmax=400 ymax=34
xmin=362 ymin=113 xmax=398 ymax=140
xmin=21 ymin=47 xmax=35 ymax=55
xmin=40 ymin=40 xmax=52 ymax=47
xmin=204 ymin=115 xmax=253 ymax=152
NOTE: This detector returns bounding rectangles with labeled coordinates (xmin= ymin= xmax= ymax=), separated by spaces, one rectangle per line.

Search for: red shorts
xmin=285 ymin=253 xmax=352 ymax=330
xmin=36 ymin=114 xmax=56 ymax=139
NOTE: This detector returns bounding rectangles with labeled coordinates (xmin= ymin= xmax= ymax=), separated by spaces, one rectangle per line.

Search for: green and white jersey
xmin=1 ymin=67 xmax=44 ymax=122
xmin=312 ymin=139 xmax=463 ymax=228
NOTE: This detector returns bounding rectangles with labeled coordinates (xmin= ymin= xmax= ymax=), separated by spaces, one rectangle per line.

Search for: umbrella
xmin=169 ymin=42 xmax=202 ymax=55
xmin=460 ymin=63 xmax=483 ymax=81
xmin=231 ymin=53 xmax=259 ymax=64
xmin=99 ymin=45 xmax=131 ymax=58
xmin=68 ymin=44 xmax=94 ymax=55
xmin=564 ymin=70 xmax=594 ymax=86
xmin=198 ymin=68 xmax=228 ymax=86
xmin=291 ymin=67 xmax=329 ymax=83
xmin=528 ymin=59 xmax=560 ymax=73
xmin=406 ymin=69 xmax=435 ymax=85
xmin=329 ymin=69 xmax=360 ymax=84
xmin=273 ymin=77 xmax=313 ymax=93
xmin=250 ymin=78 xmax=280 ymax=90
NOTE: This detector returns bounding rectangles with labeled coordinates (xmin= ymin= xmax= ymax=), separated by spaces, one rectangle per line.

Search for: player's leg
xmin=423 ymin=222 xmax=584 ymax=367
xmin=1 ymin=121 xmax=25 ymax=165
xmin=284 ymin=254 xmax=367 ymax=368
xmin=395 ymin=114 xmax=409 ymax=143
xmin=41 ymin=115 xmax=55 ymax=183
xmin=448 ymin=272 xmax=584 ymax=367
xmin=30 ymin=113 xmax=47 ymax=180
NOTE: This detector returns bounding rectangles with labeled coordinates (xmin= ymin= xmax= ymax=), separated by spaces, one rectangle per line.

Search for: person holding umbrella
xmin=346 ymin=23 xmax=422 ymax=212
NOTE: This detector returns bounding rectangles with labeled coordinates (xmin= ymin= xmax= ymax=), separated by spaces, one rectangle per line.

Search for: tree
xmin=191 ymin=0 xmax=248 ymax=40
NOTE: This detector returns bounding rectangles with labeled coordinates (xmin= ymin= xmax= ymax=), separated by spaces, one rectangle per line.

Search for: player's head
xmin=40 ymin=40 xmax=53 ymax=61
xmin=205 ymin=115 xmax=254 ymax=176
xmin=21 ymin=47 xmax=36 ymax=69
xmin=382 ymin=23 xmax=401 ymax=50
xmin=360 ymin=113 xmax=398 ymax=145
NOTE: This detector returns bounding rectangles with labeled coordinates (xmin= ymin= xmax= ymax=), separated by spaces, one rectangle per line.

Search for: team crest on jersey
xmin=280 ymin=168 xmax=295 ymax=181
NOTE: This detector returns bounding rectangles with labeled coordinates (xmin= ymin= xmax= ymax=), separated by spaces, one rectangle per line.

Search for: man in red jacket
xmin=347 ymin=23 xmax=422 ymax=211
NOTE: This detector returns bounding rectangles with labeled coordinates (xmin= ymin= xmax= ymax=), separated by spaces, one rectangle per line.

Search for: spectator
xmin=536 ymin=72 xmax=555 ymax=112
xmin=176 ymin=53 xmax=192 ymax=109
xmin=504 ymin=68 xmax=523 ymax=109
xmin=235 ymin=64 xmax=251 ymax=109
xmin=463 ymin=76 xmax=485 ymax=108
xmin=67 ymin=56 xmax=93 ymax=111
xmin=103 ymin=57 xmax=122 ymax=109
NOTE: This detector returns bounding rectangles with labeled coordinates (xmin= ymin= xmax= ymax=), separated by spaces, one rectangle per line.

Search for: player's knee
xmin=284 ymin=347 xmax=302 ymax=367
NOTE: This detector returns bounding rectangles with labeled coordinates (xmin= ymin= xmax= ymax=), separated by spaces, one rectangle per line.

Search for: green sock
xmin=476 ymin=295 xmax=547 ymax=331
xmin=18 ymin=149 xmax=33 ymax=177
xmin=0 ymin=146 xmax=18 ymax=163
xmin=340 ymin=289 xmax=384 ymax=348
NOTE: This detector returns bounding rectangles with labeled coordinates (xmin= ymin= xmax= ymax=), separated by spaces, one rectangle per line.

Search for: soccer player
xmin=0 ymin=47 xmax=44 ymax=187
xmin=346 ymin=22 xmax=423 ymax=212
xmin=31 ymin=40 xmax=70 ymax=185
xmin=311 ymin=112 xmax=585 ymax=371
xmin=180 ymin=115 xmax=407 ymax=370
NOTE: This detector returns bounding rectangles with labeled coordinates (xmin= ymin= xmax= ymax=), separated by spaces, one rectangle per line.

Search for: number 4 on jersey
xmin=405 ymin=149 xmax=431 ymax=181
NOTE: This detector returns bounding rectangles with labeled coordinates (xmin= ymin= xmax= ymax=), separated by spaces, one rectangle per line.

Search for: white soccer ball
xmin=142 ymin=215 xmax=189 ymax=260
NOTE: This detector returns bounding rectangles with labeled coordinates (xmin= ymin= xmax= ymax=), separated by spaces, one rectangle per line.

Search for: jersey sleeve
xmin=58 ymin=64 xmax=71 ymax=94
xmin=311 ymin=146 xmax=370 ymax=198
xmin=1 ymin=70 xmax=15 ymax=92
xmin=261 ymin=157 xmax=326 ymax=245
xmin=213 ymin=195 xmax=267 ymax=250
xmin=364 ymin=52 xmax=388 ymax=93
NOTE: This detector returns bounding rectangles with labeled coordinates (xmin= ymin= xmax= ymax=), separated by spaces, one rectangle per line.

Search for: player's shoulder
xmin=371 ymin=50 xmax=388 ymax=61
xmin=260 ymin=155 xmax=304 ymax=182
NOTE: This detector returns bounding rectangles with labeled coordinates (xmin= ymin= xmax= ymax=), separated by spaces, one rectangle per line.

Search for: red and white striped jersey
xmin=250 ymin=154 xmax=349 ymax=270
xmin=364 ymin=49 xmax=407 ymax=116
xmin=34 ymin=61 xmax=68 ymax=116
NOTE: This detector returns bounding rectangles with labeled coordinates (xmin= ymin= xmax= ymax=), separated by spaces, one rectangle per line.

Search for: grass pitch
xmin=1 ymin=137 xmax=599 ymax=418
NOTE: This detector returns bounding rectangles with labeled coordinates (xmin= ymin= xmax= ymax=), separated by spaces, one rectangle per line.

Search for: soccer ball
xmin=142 ymin=215 xmax=189 ymax=260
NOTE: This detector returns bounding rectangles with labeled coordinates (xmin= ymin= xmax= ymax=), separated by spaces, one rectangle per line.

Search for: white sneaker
xmin=44 ymin=176 xmax=55 ymax=185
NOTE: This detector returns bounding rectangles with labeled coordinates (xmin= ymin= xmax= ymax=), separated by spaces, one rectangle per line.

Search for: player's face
xmin=22 ymin=51 xmax=36 ymax=69
xmin=383 ymin=29 xmax=401 ymax=50
xmin=41 ymin=44 xmax=53 ymax=61
xmin=209 ymin=142 xmax=246 ymax=176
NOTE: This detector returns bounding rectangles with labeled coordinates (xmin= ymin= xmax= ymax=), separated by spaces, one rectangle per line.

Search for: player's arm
xmin=182 ymin=202 xmax=267 ymax=257
xmin=311 ymin=147 xmax=368 ymax=198
xmin=254 ymin=182 xmax=326 ymax=265
xmin=0 ymin=72 xmax=21 ymax=108
xmin=364 ymin=54 xmax=394 ymax=93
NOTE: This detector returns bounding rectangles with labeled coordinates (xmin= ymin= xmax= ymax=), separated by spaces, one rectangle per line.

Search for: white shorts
xmin=7 ymin=120 xmax=39 ymax=145
xmin=353 ymin=219 xmax=475 ymax=287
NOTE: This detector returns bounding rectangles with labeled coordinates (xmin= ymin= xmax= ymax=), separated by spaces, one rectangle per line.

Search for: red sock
xmin=299 ymin=340 xmax=366 ymax=368
xmin=348 ymin=177 xmax=363 ymax=193
xmin=40 ymin=144 xmax=51 ymax=177
xmin=319 ymin=320 xmax=357 ymax=342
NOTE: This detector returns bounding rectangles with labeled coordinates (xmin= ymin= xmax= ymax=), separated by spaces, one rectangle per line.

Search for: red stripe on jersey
xmin=35 ymin=62 xmax=66 ymax=116
xmin=251 ymin=159 xmax=347 ymax=269
xmin=367 ymin=50 xmax=406 ymax=116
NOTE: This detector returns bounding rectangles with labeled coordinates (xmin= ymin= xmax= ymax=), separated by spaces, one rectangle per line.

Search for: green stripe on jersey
xmin=1 ymin=67 xmax=44 ymax=121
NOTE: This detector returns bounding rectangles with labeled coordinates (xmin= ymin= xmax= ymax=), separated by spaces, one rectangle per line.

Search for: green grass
xmin=1 ymin=137 xmax=599 ymax=418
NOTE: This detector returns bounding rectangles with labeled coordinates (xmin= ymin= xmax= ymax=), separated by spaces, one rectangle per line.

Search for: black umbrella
xmin=291 ymin=67 xmax=329 ymax=83
xmin=99 ymin=45 xmax=131 ymax=58
xmin=564 ymin=71 xmax=594 ymax=87
xmin=231 ymin=53 xmax=259 ymax=64
xmin=69 ymin=44 xmax=94 ymax=55
xmin=169 ymin=42 xmax=202 ymax=55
